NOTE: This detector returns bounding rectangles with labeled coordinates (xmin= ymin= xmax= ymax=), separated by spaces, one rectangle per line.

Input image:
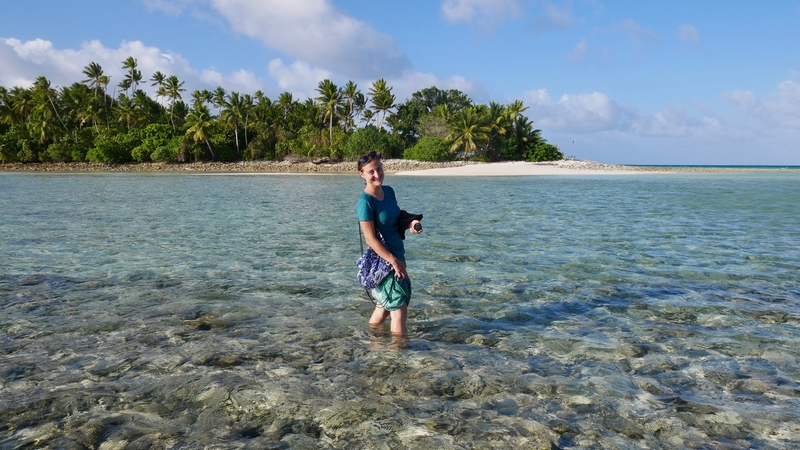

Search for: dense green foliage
xmin=403 ymin=137 xmax=453 ymax=162
xmin=342 ymin=126 xmax=403 ymax=159
xmin=0 ymin=60 xmax=562 ymax=164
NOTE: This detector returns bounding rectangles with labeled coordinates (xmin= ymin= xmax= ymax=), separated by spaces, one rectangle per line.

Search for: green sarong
xmin=370 ymin=273 xmax=411 ymax=311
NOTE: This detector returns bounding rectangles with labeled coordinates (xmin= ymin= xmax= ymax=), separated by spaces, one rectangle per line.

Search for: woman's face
xmin=359 ymin=159 xmax=384 ymax=187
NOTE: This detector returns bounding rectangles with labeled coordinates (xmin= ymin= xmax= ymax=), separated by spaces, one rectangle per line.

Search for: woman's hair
xmin=357 ymin=151 xmax=380 ymax=172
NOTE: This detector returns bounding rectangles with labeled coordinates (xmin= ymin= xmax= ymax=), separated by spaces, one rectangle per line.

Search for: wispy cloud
xmin=722 ymin=80 xmax=800 ymax=129
xmin=677 ymin=24 xmax=702 ymax=44
xmin=568 ymin=37 xmax=588 ymax=63
xmin=531 ymin=3 xmax=576 ymax=33
xmin=141 ymin=0 xmax=198 ymax=16
xmin=440 ymin=0 xmax=522 ymax=28
xmin=620 ymin=19 xmax=658 ymax=46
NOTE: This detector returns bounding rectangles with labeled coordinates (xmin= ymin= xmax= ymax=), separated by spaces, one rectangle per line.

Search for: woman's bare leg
xmin=389 ymin=303 xmax=408 ymax=336
xmin=369 ymin=305 xmax=390 ymax=326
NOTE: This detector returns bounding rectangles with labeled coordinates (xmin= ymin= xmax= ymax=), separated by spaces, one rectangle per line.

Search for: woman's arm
xmin=360 ymin=220 xmax=409 ymax=279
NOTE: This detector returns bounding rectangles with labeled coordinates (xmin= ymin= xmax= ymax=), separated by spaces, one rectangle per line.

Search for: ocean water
xmin=1 ymin=171 xmax=799 ymax=449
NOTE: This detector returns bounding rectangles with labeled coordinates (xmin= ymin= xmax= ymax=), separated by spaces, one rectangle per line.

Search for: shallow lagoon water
xmin=1 ymin=171 xmax=799 ymax=449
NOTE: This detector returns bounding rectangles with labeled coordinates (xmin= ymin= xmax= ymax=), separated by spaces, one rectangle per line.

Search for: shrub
xmin=86 ymin=130 xmax=143 ymax=163
xmin=274 ymin=126 xmax=343 ymax=160
xmin=403 ymin=137 xmax=453 ymax=162
xmin=131 ymin=124 xmax=178 ymax=162
xmin=342 ymin=126 xmax=403 ymax=160
xmin=208 ymin=121 xmax=237 ymax=161
xmin=526 ymin=142 xmax=564 ymax=162
xmin=43 ymin=138 xmax=79 ymax=162
xmin=0 ymin=125 xmax=40 ymax=162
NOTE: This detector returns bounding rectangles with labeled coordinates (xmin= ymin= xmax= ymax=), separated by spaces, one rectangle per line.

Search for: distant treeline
xmin=0 ymin=57 xmax=563 ymax=164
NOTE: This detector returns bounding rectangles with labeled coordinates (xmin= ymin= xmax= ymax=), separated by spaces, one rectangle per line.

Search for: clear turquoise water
xmin=1 ymin=172 xmax=799 ymax=448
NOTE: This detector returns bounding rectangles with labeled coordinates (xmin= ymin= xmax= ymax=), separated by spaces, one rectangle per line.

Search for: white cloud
xmin=522 ymin=87 xmax=723 ymax=137
xmin=620 ymin=19 xmax=658 ymax=45
xmin=0 ymin=37 xmax=267 ymax=97
xmin=141 ymin=0 xmax=197 ymax=16
xmin=266 ymin=59 xmax=332 ymax=99
xmin=722 ymin=80 xmax=800 ymax=129
xmin=440 ymin=0 xmax=522 ymax=27
xmin=208 ymin=0 xmax=410 ymax=78
xmin=531 ymin=3 xmax=575 ymax=33
xmin=629 ymin=104 xmax=722 ymax=137
xmin=568 ymin=37 xmax=588 ymax=63
xmin=524 ymin=89 xmax=621 ymax=132
xmin=544 ymin=4 xmax=574 ymax=28
xmin=677 ymin=24 xmax=702 ymax=44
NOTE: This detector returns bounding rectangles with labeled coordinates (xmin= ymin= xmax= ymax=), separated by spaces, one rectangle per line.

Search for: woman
xmin=356 ymin=151 xmax=422 ymax=336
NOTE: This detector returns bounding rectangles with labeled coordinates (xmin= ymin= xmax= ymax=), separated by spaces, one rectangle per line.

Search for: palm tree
xmin=150 ymin=71 xmax=166 ymax=104
xmin=352 ymin=91 xmax=367 ymax=127
xmin=0 ymin=87 xmax=13 ymax=126
xmin=82 ymin=62 xmax=105 ymax=99
xmin=277 ymin=91 xmax=294 ymax=122
xmin=369 ymin=78 xmax=396 ymax=130
xmin=60 ymin=83 xmax=95 ymax=132
xmin=33 ymin=76 xmax=71 ymax=140
xmin=117 ymin=78 xmax=132 ymax=99
xmin=431 ymin=104 xmax=450 ymax=121
xmin=185 ymin=104 xmax=216 ymax=159
xmin=484 ymin=102 xmax=510 ymax=161
xmin=9 ymin=87 xmax=36 ymax=125
xmin=506 ymin=100 xmax=527 ymax=121
xmin=221 ymin=91 xmax=244 ymax=155
xmin=133 ymin=89 xmax=161 ymax=127
xmin=191 ymin=89 xmax=211 ymax=108
xmin=342 ymin=80 xmax=360 ymax=132
xmin=361 ymin=109 xmax=374 ymax=127
xmin=447 ymin=106 xmax=489 ymax=161
xmin=120 ymin=57 xmax=141 ymax=97
xmin=98 ymin=74 xmax=111 ymax=129
xmin=300 ymin=98 xmax=322 ymax=128
xmin=212 ymin=86 xmax=227 ymax=114
xmin=163 ymin=75 xmax=185 ymax=132
xmin=116 ymin=94 xmax=135 ymax=131
xmin=315 ymin=79 xmax=342 ymax=148
xmin=510 ymin=115 xmax=541 ymax=159
xmin=242 ymin=93 xmax=253 ymax=148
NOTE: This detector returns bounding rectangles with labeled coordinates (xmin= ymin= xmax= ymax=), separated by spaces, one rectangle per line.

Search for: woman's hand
xmin=409 ymin=220 xmax=423 ymax=234
xmin=390 ymin=257 xmax=409 ymax=279
xmin=361 ymin=220 xmax=409 ymax=279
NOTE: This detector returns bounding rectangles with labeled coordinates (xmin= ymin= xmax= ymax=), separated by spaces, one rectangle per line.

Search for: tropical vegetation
xmin=0 ymin=59 xmax=563 ymax=164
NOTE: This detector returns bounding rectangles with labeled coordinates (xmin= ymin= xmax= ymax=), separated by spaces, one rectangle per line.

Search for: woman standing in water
xmin=357 ymin=151 xmax=422 ymax=336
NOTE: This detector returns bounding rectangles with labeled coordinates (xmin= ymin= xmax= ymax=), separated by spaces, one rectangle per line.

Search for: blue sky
xmin=1 ymin=0 xmax=799 ymax=164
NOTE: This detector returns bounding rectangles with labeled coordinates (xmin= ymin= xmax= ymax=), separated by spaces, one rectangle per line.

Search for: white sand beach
xmin=395 ymin=160 xmax=648 ymax=176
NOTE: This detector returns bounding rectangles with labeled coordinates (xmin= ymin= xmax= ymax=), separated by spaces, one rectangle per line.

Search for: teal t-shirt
xmin=357 ymin=186 xmax=405 ymax=260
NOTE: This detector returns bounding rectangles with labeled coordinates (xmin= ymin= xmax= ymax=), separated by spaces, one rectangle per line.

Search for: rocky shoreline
xmin=1 ymin=159 xmax=797 ymax=173
xmin=0 ymin=159 xmax=471 ymax=173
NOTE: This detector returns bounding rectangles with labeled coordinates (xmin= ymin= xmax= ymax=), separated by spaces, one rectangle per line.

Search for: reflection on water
xmin=1 ymin=172 xmax=799 ymax=448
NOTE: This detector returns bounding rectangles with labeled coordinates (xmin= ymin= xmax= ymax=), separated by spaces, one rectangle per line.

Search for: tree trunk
xmin=234 ymin=124 xmax=240 ymax=156
xmin=244 ymin=115 xmax=249 ymax=147
xmin=170 ymin=102 xmax=176 ymax=132
xmin=205 ymin=139 xmax=216 ymax=159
